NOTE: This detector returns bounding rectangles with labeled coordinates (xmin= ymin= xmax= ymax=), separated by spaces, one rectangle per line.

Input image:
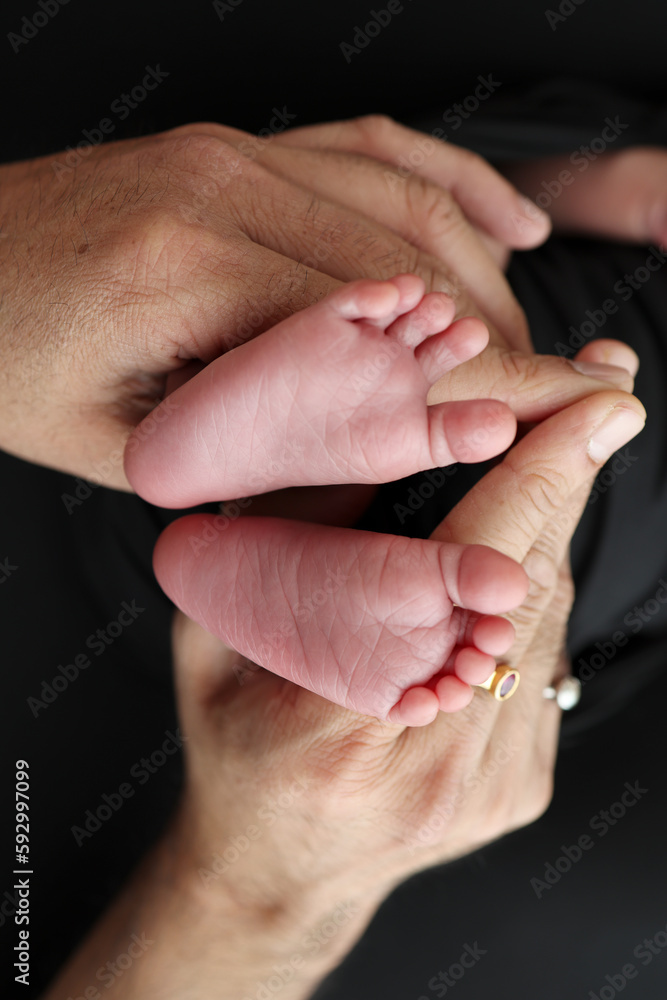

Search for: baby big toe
xmin=387 ymin=686 xmax=441 ymax=727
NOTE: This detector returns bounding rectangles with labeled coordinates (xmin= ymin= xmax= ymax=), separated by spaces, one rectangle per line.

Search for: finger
xmin=507 ymin=487 xmax=587 ymax=664
xmin=156 ymin=126 xmax=491 ymax=359
xmin=273 ymin=116 xmax=552 ymax=248
xmin=573 ymin=338 xmax=640 ymax=378
xmin=210 ymin=161 xmax=505 ymax=351
xmin=497 ymin=557 xmax=574 ymax=749
xmin=431 ymin=390 xmax=646 ymax=565
xmin=428 ymin=346 xmax=636 ymax=422
xmin=247 ymin=142 xmax=532 ymax=350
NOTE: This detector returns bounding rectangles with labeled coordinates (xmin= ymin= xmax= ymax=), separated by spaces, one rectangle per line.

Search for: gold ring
xmin=473 ymin=664 xmax=520 ymax=702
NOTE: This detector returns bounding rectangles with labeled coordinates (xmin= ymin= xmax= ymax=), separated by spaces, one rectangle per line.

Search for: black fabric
xmin=1 ymin=1 xmax=667 ymax=997
xmin=326 ymin=234 xmax=667 ymax=999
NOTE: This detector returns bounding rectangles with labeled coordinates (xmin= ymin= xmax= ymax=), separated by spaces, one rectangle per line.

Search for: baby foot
xmin=153 ymin=515 xmax=528 ymax=726
xmin=125 ymin=275 xmax=517 ymax=507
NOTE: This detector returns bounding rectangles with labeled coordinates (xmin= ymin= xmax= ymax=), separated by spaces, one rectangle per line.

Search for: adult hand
xmin=0 ymin=121 xmax=627 ymax=491
xmin=151 ymin=386 xmax=645 ymax=881
xmin=273 ymin=115 xmax=550 ymax=273
xmin=42 ymin=382 xmax=645 ymax=1000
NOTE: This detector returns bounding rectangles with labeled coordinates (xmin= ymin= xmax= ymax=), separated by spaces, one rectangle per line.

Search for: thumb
xmin=431 ymin=389 xmax=645 ymax=564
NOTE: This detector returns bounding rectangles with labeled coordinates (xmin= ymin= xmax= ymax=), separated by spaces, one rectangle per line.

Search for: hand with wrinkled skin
xmin=41 ymin=376 xmax=645 ymax=1000
xmin=0 ymin=116 xmax=632 ymax=490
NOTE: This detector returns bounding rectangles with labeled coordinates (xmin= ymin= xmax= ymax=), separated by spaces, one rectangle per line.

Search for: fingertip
xmin=574 ymin=339 xmax=640 ymax=379
xmin=506 ymin=196 xmax=552 ymax=247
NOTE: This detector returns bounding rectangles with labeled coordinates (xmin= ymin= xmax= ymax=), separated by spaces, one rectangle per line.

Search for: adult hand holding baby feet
xmin=45 ymin=346 xmax=645 ymax=1000
xmin=147 ymin=383 xmax=644 ymax=728
xmin=125 ymin=275 xmax=516 ymax=507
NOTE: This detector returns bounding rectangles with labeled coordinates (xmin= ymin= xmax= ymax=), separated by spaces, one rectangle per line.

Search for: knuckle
xmin=499 ymin=348 xmax=532 ymax=385
xmin=455 ymin=146 xmax=484 ymax=171
xmin=518 ymin=465 xmax=570 ymax=517
xmin=523 ymin=544 xmax=562 ymax=596
xmin=354 ymin=113 xmax=396 ymax=142
xmin=511 ymin=581 xmax=554 ymax=631
xmin=405 ymin=174 xmax=463 ymax=235
xmin=411 ymin=257 xmax=457 ymax=297
xmin=157 ymin=127 xmax=251 ymax=187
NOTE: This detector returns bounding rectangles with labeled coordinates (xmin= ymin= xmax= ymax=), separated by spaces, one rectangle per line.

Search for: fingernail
xmin=569 ymin=360 xmax=632 ymax=384
xmin=588 ymin=406 xmax=645 ymax=463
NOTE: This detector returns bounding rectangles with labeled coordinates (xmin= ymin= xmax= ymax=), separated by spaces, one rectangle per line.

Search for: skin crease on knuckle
xmin=403 ymin=173 xmax=464 ymax=243
xmin=353 ymin=113 xmax=397 ymax=149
